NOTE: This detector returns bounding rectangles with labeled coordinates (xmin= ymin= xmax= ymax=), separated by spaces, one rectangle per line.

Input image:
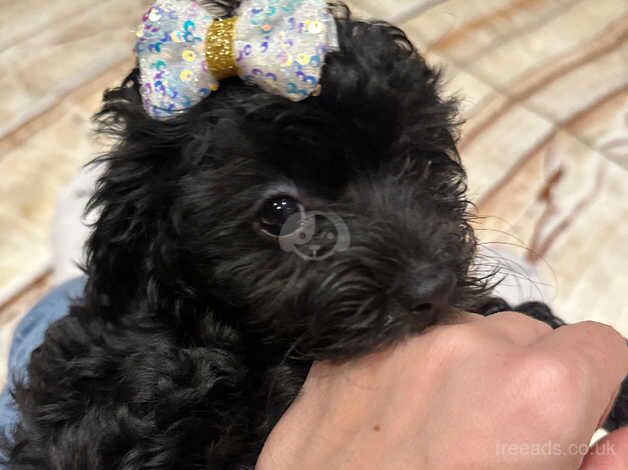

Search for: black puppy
xmin=2 ymin=2 xmax=625 ymax=469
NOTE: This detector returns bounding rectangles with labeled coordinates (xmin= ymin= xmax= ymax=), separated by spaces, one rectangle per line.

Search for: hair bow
xmin=135 ymin=0 xmax=338 ymax=119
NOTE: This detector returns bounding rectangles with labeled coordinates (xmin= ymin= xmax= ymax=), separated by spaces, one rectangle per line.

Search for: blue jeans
xmin=0 ymin=278 xmax=84 ymax=455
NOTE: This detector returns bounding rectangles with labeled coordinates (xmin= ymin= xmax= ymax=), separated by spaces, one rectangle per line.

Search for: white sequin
xmin=135 ymin=0 xmax=338 ymax=119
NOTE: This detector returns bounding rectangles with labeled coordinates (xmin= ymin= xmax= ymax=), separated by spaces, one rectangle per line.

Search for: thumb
xmin=580 ymin=428 xmax=628 ymax=469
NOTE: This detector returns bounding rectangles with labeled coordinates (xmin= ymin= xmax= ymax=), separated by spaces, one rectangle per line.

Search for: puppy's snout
xmin=399 ymin=268 xmax=457 ymax=313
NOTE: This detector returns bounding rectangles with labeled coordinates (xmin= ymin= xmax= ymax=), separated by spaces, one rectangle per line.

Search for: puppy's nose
xmin=400 ymin=269 xmax=457 ymax=312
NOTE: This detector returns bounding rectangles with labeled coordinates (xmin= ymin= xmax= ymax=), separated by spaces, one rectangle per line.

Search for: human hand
xmin=257 ymin=312 xmax=628 ymax=470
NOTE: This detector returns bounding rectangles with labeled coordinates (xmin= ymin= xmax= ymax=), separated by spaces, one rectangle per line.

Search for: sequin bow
xmin=135 ymin=0 xmax=339 ymax=119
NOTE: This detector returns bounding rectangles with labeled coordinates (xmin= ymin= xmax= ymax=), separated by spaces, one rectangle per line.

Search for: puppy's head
xmin=88 ymin=3 xmax=486 ymax=360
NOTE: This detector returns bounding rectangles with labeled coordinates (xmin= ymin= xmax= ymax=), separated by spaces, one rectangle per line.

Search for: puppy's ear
xmin=84 ymin=69 xmax=193 ymax=319
xmin=320 ymin=17 xmax=460 ymax=169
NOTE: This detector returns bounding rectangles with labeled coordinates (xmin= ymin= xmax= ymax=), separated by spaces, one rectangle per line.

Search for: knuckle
xmin=570 ymin=321 xmax=626 ymax=370
xmin=515 ymin=352 xmax=578 ymax=393
xmin=579 ymin=320 xmax=623 ymax=342
xmin=428 ymin=323 xmax=482 ymax=359
xmin=508 ymin=352 xmax=583 ymax=428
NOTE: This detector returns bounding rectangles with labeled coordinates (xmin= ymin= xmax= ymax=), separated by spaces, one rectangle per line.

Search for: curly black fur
xmin=2 ymin=2 xmax=626 ymax=468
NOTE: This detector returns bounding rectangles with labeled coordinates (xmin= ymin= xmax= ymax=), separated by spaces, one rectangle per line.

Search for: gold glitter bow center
xmin=205 ymin=17 xmax=238 ymax=80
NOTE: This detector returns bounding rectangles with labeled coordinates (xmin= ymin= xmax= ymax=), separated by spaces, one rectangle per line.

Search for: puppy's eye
xmin=257 ymin=195 xmax=305 ymax=237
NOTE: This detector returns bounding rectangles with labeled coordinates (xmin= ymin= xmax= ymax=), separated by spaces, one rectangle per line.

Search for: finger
xmin=580 ymin=427 xmax=628 ymax=469
xmin=537 ymin=321 xmax=628 ymax=428
xmin=478 ymin=311 xmax=554 ymax=345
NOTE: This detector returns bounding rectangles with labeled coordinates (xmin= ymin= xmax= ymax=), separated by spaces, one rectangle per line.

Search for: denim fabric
xmin=0 ymin=277 xmax=85 ymax=456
